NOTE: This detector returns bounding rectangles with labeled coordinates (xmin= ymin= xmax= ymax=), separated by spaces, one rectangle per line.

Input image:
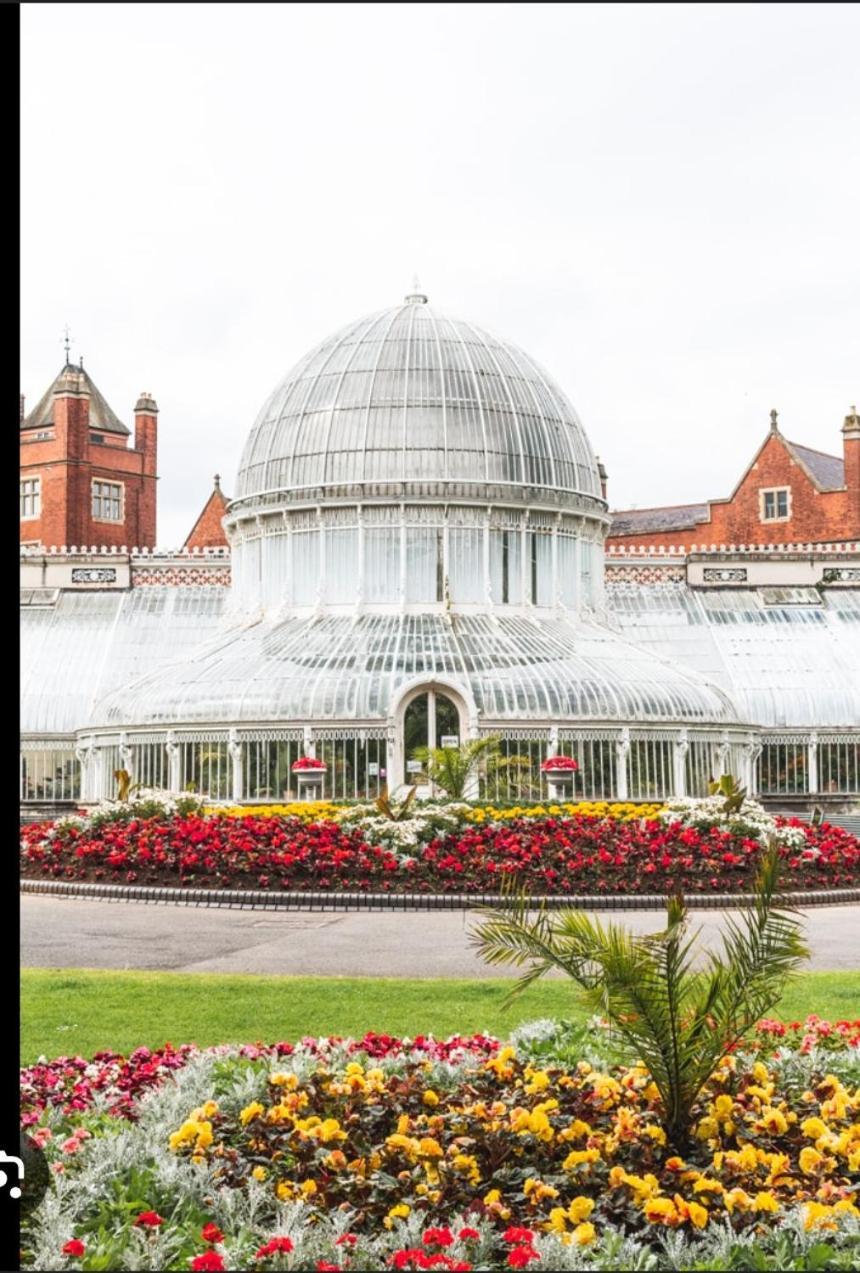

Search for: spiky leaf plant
xmin=470 ymin=839 xmax=808 ymax=1146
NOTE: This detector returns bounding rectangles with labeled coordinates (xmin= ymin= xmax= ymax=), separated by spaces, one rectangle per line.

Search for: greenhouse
xmin=20 ymin=291 xmax=860 ymax=806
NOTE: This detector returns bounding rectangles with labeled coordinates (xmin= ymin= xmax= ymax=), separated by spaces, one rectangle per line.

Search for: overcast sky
xmin=21 ymin=2 xmax=860 ymax=547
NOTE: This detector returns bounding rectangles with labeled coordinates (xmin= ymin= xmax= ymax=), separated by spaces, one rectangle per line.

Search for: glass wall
xmin=20 ymin=748 xmax=80 ymax=802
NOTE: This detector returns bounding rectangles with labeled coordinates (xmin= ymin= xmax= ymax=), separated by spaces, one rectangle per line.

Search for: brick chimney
xmin=52 ymin=368 xmax=90 ymax=545
xmin=134 ymin=392 xmax=158 ymax=546
xmin=843 ymin=405 xmax=860 ymax=530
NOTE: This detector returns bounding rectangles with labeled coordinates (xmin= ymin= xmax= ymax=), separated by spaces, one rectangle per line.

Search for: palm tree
xmin=470 ymin=841 xmax=808 ymax=1147
xmin=411 ymin=734 xmax=502 ymax=800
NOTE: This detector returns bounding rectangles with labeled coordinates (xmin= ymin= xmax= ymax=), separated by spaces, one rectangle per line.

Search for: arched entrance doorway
xmin=392 ymin=682 xmax=472 ymax=792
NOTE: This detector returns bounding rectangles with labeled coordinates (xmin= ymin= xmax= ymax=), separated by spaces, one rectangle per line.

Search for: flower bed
xmin=21 ymin=1019 xmax=860 ymax=1270
xmin=20 ymin=806 xmax=860 ymax=895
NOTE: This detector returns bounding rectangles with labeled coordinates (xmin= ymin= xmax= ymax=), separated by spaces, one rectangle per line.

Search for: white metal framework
xmin=19 ymin=293 xmax=860 ymax=805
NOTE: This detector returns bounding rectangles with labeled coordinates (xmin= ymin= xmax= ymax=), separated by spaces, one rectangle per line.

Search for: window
xmin=20 ymin=477 xmax=41 ymax=519
xmin=91 ymin=433 xmax=105 ymax=444
xmin=92 ymin=479 xmax=123 ymax=522
xmin=760 ymin=487 xmax=790 ymax=522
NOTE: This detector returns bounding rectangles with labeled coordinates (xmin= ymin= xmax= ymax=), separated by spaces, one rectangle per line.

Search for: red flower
xmin=317 ymin=1264 xmax=341 ymax=1272
xmin=201 ymin=1223 xmax=225 ymax=1245
xmin=458 ymin=1228 xmax=480 ymax=1241
xmin=134 ymin=1210 xmax=164 ymax=1227
xmin=62 ymin=1239 xmax=86 ymax=1257
xmin=507 ymin=1248 xmax=541 ymax=1269
xmin=256 ymin=1237 xmax=295 ymax=1258
xmin=540 ymin=755 xmax=579 ymax=772
xmin=291 ymin=757 xmax=327 ymax=771
xmin=335 ymin=1233 xmax=358 ymax=1246
xmin=502 ymin=1228 xmax=535 ymax=1245
xmin=423 ymin=1228 xmax=455 ymax=1247
xmin=190 ymin=1255 xmax=225 ymax=1272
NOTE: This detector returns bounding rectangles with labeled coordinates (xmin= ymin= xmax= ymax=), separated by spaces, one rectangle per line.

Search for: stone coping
xmin=20 ymin=879 xmax=860 ymax=912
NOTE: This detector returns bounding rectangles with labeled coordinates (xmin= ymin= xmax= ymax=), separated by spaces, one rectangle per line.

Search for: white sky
xmin=21 ymin=2 xmax=860 ymax=547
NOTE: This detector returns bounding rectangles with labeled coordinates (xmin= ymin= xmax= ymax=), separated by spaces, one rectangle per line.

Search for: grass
xmin=20 ymin=968 xmax=860 ymax=1065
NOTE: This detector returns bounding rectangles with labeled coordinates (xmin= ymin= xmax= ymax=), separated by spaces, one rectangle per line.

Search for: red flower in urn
xmin=291 ymin=757 xmax=328 ymax=772
xmin=540 ymin=755 xmax=579 ymax=772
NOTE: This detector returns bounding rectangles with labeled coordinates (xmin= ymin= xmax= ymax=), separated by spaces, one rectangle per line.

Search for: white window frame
xmin=759 ymin=486 xmax=791 ymax=523
xmin=20 ymin=476 xmax=41 ymax=520
xmin=91 ymin=478 xmax=125 ymax=523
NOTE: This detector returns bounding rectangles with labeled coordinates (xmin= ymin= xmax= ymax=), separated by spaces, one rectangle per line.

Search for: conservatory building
xmin=20 ymin=290 xmax=860 ymax=808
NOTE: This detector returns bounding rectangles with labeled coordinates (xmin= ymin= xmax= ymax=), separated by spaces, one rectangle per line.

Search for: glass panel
xmin=20 ymin=749 xmax=80 ymax=801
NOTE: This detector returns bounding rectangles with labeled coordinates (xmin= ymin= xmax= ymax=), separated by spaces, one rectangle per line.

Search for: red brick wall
xmin=184 ymin=488 xmax=229 ymax=549
xmin=20 ymin=387 xmax=159 ymax=548
xmin=606 ymin=431 xmax=859 ymax=551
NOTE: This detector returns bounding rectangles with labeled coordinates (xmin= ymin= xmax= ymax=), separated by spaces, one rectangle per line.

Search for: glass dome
xmin=232 ymin=291 xmax=605 ymax=511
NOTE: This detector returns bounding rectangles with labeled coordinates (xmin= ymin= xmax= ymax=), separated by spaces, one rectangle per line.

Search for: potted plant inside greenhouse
xmin=540 ymin=752 xmax=579 ymax=795
xmin=291 ymin=755 xmax=328 ymax=795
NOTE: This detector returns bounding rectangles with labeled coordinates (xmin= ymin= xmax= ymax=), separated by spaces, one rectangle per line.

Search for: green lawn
xmin=20 ymin=968 xmax=860 ymax=1065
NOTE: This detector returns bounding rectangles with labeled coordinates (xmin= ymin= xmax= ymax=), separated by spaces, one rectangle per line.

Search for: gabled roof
xmin=609 ymin=503 xmax=709 ymax=537
xmin=784 ymin=440 xmax=844 ymax=491
xmin=21 ymin=363 xmax=130 ymax=436
xmin=183 ymin=478 xmax=230 ymax=550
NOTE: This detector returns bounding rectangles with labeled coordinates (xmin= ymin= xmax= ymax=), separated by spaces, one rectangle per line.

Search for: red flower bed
xmin=20 ymin=1033 xmax=500 ymax=1128
xmin=19 ymin=812 xmax=860 ymax=894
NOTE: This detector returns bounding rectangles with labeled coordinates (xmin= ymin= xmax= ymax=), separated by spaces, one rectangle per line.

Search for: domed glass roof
xmin=234 ymin=291 xmax=604 ymax=508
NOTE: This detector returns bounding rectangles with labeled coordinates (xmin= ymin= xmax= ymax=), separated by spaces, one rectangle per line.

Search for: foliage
xmin=471 ymin=843 xmax=809 ymax=1145
xmin=412 ymin=735 xmax=504 ymax=799
xmin=375 ymin=785 xmax=418 ymax=821
xmin=707 ymin=774 xmax=748 ymax=817
xmin=21 ymin=805 xmax=860 ymax=894
xmin=20 ymin=1026 xmax=860 ymax=1270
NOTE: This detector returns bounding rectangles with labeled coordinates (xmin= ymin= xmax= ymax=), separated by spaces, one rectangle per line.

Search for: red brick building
xmin=20 ymin=362 xmax=159 ymax=549
xmin=183 ymin=475 xmax=230 ymax=549
xmin=607 ymin=407 xmax=860 ymax=550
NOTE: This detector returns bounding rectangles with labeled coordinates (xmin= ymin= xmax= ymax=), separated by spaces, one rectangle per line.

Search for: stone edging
xmin=20 ymin=879 xmax=860 ymax=912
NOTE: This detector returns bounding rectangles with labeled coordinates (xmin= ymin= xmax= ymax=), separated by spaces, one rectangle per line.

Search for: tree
xmin=411 ymin=734 xmax=502 ymax=800
xmin=470 ymin=841 xmax=808 ymax=1148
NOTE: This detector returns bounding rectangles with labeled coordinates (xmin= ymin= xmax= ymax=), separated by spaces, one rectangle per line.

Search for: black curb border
xmin=20 ymin=879 xmax=860 ymax=912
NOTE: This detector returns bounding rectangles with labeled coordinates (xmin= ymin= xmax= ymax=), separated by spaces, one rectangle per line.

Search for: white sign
xmin=441 ymin=735 xmax=459 ymax=749
xmin=367 ymin=762 xmax=379 ymax=776
xmin=406 ymin=759 xmax=423 ymax=773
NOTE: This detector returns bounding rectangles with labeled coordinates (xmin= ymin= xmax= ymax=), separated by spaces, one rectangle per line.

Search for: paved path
xmin=20 ymin=896 xmax=860 ymax=977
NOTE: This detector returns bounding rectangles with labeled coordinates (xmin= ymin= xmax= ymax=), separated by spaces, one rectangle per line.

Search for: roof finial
xmin=214 ymin=473 xmax=221 ymax=491
xmin=770 ymin=408 xmax=779 ymax=432
xmin=63 ymin=324 xmax=72 ymax=366
xmin=405 ymin=275 xmax=428 ymax=305
xmin=79 ymin=354 xmax=84 ymax=370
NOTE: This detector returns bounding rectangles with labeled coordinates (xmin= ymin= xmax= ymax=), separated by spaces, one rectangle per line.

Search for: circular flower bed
xmin=20 ymin=806 xmax=860 ymax=895
xmin=20 ymin=1019 xmax=860 ymax=1270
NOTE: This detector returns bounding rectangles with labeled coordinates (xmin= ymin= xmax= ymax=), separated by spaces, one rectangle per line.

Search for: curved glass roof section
xmin=91 ymin=611 xmax=739 ymax=728
xmin=22 ymin=587 xmax=860 ymax=736
xmin=233 ymin=294 xmax=604 ymax=508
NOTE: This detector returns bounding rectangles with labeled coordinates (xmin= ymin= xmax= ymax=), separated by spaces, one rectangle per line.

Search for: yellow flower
xmin=644 ymin=1198 xmax=677 ymax=1225
xmin=757 ymin=1107 xmax=788 ymax=1135
xmin=723 ymin=1188 xmax=754 ymax=1214
xmin=803 ymin=1202 xmax=837 ymax=1231
xmin=753 ymin=1192 xmax=780 ymax=1213
xmin=418 ymin=1137 xmax=444 ymax=1159
xmin=251 ymin=1165 xmax=267 ymax=1181
xmin=384 ymin=1203 xmax=411 ymax=1229
xmin=573 ymin=1221 xmax=597 ymax=1245
xmin=524 ymin=1178 xmax=558 ymax=1202
xmin=548 ymin=1207 xmax=569 ymax=1232
xmin=801 ymin=1117 xmax=829 ymax=1140
xmin=559 ymin=1119 xmax=592 ymax=1142
xmin=299 ymin=1179 xmax=317 ymax=1197
xmin=422 ymin=1089 xmax=440 ymax=1107
xmin=713 ymin=1094 xmax=734 ymax=1119
xmin=568 ymin=1197 xmax=595 ymax=1223
xmin=563 ymin=1149 xmax=601 ymax=1170
xmin=686 ymin=1201 xmax=709 ymax=1230
xmin=239 ymin=1102 xmax=265 ymax=1126
xmin=800 ymin=1146 xmax=825 ymax=1175
xmin=643 ymin=1124 xmax=666 ymax=1146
